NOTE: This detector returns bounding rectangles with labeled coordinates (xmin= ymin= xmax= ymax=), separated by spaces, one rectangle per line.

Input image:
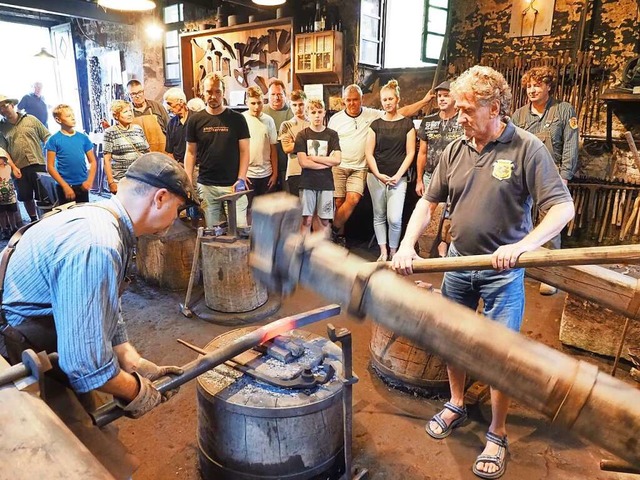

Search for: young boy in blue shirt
xmin=45 ymin=104 xmax=97 ymax=203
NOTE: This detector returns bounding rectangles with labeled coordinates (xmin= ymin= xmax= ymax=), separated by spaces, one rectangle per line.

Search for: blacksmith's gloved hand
xmin=117 ymin=372 xmax=169 ymax=419
xmin=133 ymin=357 xmax=183 ymax=381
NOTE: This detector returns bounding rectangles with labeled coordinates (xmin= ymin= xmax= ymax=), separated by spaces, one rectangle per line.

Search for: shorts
xmin=0 ymin=203 xmax=18 ymax=213
xmin=300 ymin=189 xmax=334 ymax=220
xmin=332 ymin=167 xmax=367 ymax=197
xmin=441 ymin=243 xmax=525 ymax=332
xmin=14 ymin=164 xmax=46 ymax=202
xmin=56 ymin=184 xmax=90 ymax=204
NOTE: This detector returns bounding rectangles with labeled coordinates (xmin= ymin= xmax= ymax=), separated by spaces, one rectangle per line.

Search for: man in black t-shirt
xmin=294 ymin=99 xmax=341 ymax=236
xmin=185 ymin=73 xmax=250 ymax=227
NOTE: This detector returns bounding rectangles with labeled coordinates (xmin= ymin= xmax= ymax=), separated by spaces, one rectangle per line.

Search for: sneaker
xmin=539 ymin=283 xmax=558 ymax=296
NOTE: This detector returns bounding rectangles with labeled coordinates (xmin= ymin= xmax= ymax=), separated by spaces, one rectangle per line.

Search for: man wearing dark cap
xmin=415 ymin=80 xmax=464 ymax=197
xmin=0 ymin=153 xmax=196 ymax=475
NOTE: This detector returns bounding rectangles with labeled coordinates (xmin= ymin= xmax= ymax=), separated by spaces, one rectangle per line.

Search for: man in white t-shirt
xmin=328 ymin=84 xmax=433 ymax=244
xmin=242 ymin=86 xmax=278 ymax=219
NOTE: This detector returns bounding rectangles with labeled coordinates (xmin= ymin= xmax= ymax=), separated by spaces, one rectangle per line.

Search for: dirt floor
xmin=113 ymin=242 xmax=638 ymax=480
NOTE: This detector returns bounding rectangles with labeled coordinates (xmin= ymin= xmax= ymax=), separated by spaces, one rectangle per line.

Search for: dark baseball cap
xmin=125 ymin=152 xmax=199 ymax=206
xmin=434 ymin=81 xmax=451 ymax=92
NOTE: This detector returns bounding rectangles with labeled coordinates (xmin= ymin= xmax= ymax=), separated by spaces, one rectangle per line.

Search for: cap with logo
xmin=125 ymin=152 xmax=200 ymax=206
xmin=434 ymin=81 xmax=451 ymax=92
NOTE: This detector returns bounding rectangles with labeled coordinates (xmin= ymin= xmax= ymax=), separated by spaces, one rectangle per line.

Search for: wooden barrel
xmin=201 ymin=239 xmax=268 ymax=312
xmin=197 ymin=328 xmax=345 ymax=480
xmin=136 ymin=219 xmax=196 ymax=291
xmin=370 ymin=322 xmax=450 ymax=397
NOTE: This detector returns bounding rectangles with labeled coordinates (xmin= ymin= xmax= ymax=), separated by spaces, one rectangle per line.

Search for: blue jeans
xmin=441 ymin=244 xmax=525 ymax=332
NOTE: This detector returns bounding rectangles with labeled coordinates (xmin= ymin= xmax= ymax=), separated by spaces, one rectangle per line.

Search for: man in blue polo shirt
xmin=393 ymin=66 xmax=574 ymax=479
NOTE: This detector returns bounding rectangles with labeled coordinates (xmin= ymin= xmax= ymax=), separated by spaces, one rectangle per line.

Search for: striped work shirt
xmin=103 ymin=124 xmax=150 ymax=181
xmin=3 ymin=198 xmax=136 ymax=393
xmin=511 ymin=98 xmax=579 ymax=181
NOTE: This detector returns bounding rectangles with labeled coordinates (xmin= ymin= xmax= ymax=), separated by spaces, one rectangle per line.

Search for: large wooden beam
xmin=250 ymin=193 xmax=640 ymax=467
xmin=0 ymin=0 xmax=133 ymax=24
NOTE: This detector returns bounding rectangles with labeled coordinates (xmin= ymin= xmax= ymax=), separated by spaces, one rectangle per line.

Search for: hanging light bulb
xmin=252 ymin=0 xmax=286 ymax=5
xmin=97 ymin=0 xmax=156 ymax=12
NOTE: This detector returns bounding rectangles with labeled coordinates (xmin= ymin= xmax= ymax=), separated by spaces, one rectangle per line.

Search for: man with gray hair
xmin=328 ymin=83 xmax=432 ymax=245
xmin=163 ymin=87 xmax=190 ymax=164
xmin=393 ymin=65 xmax=574 ymax=479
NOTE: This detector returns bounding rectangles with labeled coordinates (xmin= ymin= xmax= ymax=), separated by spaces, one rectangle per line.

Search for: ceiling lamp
xmin=97 ymin=0 xmax=156 ymax=11
xmin=252 ymin=0 xmax=286 ymax=5
xmin=34 ymin=47 xmax=56 ymax=59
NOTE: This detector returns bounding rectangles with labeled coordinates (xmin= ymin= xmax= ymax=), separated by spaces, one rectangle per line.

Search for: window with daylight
xmin=421 ymin=0 xmax=449 ymax=63
xmin=359 ymin=0 xmax=383 ymax=67
xmin=163 ymin=3 xmax=184 ymax=86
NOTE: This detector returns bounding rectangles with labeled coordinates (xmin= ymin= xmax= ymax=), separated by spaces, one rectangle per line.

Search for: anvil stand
xmin=187 ymin=189 xmax=281 ymax=324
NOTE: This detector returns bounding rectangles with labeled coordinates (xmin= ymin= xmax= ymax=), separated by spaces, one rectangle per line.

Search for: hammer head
xmin=249 ymin=193 xmax=302 ymax=295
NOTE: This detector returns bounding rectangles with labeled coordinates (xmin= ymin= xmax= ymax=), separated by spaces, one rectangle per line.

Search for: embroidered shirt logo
xmin=492 ymin=159 xmax=514 ymax=181
xmin=569 ymin=117 xmax=578 ymax=129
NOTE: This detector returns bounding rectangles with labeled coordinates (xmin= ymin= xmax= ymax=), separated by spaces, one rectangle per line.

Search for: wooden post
xmin=250 ymin=193 xmax=640 ymax=467
xmin=136 ymin=219 xmax=196 ymax=291
xmin=201 ymin=239 xmax=268 ymax=313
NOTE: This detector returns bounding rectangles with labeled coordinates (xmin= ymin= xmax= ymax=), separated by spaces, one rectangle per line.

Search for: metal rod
xmin=91 ymin=304 xmax=341 ymax=427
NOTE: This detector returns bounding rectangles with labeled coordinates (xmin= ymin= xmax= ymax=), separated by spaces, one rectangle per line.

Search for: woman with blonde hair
xmin=365 ymin=79 xmax=416 ymax=261
xmin=103 ymin=99 xmax=150 ymax=193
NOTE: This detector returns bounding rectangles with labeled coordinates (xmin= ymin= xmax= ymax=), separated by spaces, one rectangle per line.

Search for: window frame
xmin=163 ymin=3 xmax=184 ymax=87
xmin=359 ymin=0 xmax=384 ymax=68
xmin=420 ymin=0 xmax=449 ymax=64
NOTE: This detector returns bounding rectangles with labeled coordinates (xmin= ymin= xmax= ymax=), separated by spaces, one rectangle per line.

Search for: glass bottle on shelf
xmin=314 ymin=1 xmax=323 ymax=32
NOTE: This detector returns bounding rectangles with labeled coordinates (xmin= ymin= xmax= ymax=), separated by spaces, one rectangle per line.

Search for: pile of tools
xmin=566 ymin=180 xmax=640 ymax=243
xmin=446 ymin=51 xmax=610 ymax=133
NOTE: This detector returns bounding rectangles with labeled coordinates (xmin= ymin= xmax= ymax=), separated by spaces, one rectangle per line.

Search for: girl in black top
xmin=365 ymin=79 xmax=416 ymax=261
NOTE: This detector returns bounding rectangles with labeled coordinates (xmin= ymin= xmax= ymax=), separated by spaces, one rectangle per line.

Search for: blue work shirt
xmin=3 ymin=198 xmax=135 ymax=393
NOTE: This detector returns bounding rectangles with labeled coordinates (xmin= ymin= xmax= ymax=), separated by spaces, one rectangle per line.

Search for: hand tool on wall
xmin=234 ymin=42 xmax=246 ymax=70
xmin=179 ymin=226 xmax=203 ymax=318
xmin=233 ymin=68 xmax=249 ymax=88
xmin=269 ymin=60 xmax=279 ymax=79
xmin=255 ymin=75 xmax=268 ymax=94
xmin=327 ymin=324 xmax=369 ymax=480
xmin=214 ymin=51 xmax=222 ymax=71
xmin=259 ymin=49 xmax=268 ymax=67
xmin=598 ymin=188 xmax=613 ymax=243
xmin=610 ymin=189 xmax=620 ymax=226
xmin=222 ymin=57 xmax=231 ymax=77
xmin=213 ymin=36 xmax=236 ymax=60
xmin=619 ymin=191 xmax=635 ymax=240
xmin=255 ymin=34 xmax=269 ymax=55
xmin=205 ymin=56 xmax=213 ymax=74
xmin=206 ymin=38 xmax=214 ymax=53
xmin=616 ymin=190 xmax=626 ymax=227
xmin=621 ymin=196 xmax=640 ymax=240
xmin=267 ymin=28 xmax=278 ymax=53
xmin=245 ymin=36 xmax=258 ymax=57
xmin=191 ymin=38 xmax=206 ymax=63
xmin=624 ymin=131 xmax=640 ymax=172
xmin=91 ymin=304 xmax=342 ymax=427
xmin=278 ymin=29 xmax=291 ymax=55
